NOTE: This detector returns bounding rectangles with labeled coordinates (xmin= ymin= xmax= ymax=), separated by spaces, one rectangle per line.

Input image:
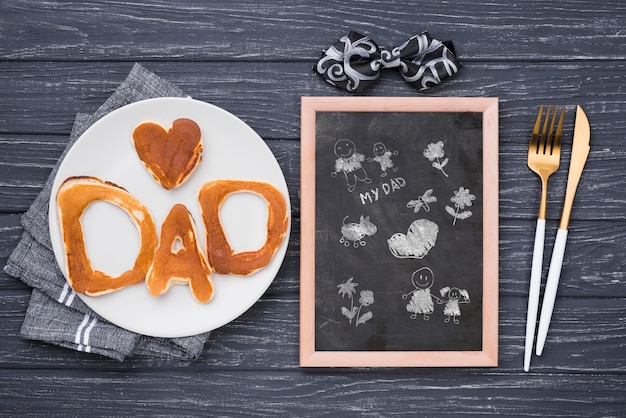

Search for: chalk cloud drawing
xmin=337 ymin=277 xmax=374 ymax=327
xmin=423 ymin=141 xmax=449 ymax=177
xmin=388 ymin=219 xmax=439 ymax=259
xmin=340 ymin=215 xmax=377 ymax=247
xmin=440 ymin=286 xmax=470 ymax=324
xmin=445 ymin=186 xmax=475 ymax=225
xmin=402 ymin=267 xmax=443 ymax=320
xmin=407 ymin=189 xmax=437 ymax=213
xmin=331 ymin=138 xmax=372 ymax=192
xmin=369 ymin=142 xmax=398 ymax=177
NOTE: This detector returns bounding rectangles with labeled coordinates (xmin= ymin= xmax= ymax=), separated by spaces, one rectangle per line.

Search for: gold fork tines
xmin=524 ymin=105 xmax=565 ymax=372
xmin=528 ymin=105 xmax=565 ymax=219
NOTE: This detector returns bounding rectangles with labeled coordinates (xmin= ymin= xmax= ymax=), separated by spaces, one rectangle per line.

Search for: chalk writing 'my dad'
xmin=359 ymin=177 xmax=406 ymax=205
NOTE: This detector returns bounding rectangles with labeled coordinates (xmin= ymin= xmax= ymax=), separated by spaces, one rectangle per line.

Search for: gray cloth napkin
xmin=4 ymin=64 xmax=210 ymax=360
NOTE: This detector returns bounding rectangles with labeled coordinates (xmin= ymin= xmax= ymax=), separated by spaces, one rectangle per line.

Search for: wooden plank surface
xmin=2 ymin=62 xmax=626 ymax=138
xmin=1 ymin=0 xmax=625 ymax=60
xmin=0 ymin=291 xmax=624 ymax=373
xmin=0 ymin=0 xmax=625 ymax=415
xmin=1 ymin=370 xmax=624 ymax=416
xmin=0 ymin=370 xmax=624 ymax=417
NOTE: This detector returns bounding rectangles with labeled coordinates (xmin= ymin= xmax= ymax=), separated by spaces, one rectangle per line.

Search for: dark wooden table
xmin=1 ymin=1 xmax=624 ymax=416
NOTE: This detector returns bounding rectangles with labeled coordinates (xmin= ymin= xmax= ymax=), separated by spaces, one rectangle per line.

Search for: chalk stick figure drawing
xmin=407 ymin=189 xmax=437 ymax=213
xmin=445 ymin=186 xmax=475 ymax=225
xmin=368 ymin=142 xmax=398 ymax=177
xmin=439 ymin=286 xmax=470 ymax=324
xmin=337 ymin=277 xmax=374 ymax=327
xmin=340 ymin=215 xmax=377 ymax=247
xmin=402 ymin=267 xmax=443 ymax=320
xmin=423 ymin=141 xmax=449 ymax=177
xmin=331 ymin=138 xmax=372 ymax=192
xmin=388 ymin=219 xmax=439 ymax=259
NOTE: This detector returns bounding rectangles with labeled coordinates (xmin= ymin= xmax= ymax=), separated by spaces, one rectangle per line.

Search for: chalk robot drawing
xmin=331 ymin=138 xmax=372 ymax=192
xmin=340 ymin=215 xmax=377 ymax=247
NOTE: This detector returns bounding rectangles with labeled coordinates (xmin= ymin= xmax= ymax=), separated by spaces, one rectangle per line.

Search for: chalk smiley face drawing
xmin=413 ymin=267 xmax=434 ymax=289
xmin=372 ymin=141 xmax=386 ymax=156
xmin=334 ymin=138 xmax=354 ymax=158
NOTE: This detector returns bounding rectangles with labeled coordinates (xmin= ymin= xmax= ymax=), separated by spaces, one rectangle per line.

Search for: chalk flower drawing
xmin=359 ymin=290 xmax=374 ymax=306
xmin=423 ymin=141 xmax=449 ymax=177
xmin=407 ymin=189 xmax=437 ymax=213
xmin=440 ymin=287 xmax=470 ymax=324
xmin=388 ymin=219 xmax=439 ymax=259
xmin=340 ymin=215 xmax=377 ymax=247
xmin=337 ymin=278 xmax=374 ymax=326
xmin=337 ymin=277 xmax=357 ymax=298
xmin=445 ymin=186 xmax=475 ymax=225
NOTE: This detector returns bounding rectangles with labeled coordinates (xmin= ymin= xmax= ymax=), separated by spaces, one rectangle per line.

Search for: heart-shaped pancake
xmin=132 ymin=118 xmax=202 ymax=190
xmin=388 ymin=219 xmax=438 ymax=259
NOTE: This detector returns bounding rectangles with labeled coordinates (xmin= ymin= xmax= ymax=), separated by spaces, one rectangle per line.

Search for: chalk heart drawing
xmin=388 ymin=219 xmax=439 ymax=259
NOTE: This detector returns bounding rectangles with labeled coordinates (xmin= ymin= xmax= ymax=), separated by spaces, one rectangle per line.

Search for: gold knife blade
xmin=559 ymin=105 xmax=590 ymax=230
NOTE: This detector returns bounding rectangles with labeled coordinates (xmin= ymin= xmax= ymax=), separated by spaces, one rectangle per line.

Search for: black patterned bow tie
xmin=314 ymin=31 xmax=461 ymax=93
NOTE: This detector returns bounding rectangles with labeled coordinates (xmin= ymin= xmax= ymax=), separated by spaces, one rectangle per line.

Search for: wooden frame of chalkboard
xmin=300 ymin=97 xmax=499 ymax=367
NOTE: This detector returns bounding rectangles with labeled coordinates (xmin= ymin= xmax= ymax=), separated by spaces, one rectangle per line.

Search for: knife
xmin=535 ymin=105 xmax=590 ymax=356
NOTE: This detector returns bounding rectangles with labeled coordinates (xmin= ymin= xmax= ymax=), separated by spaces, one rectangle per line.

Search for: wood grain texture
xmin=1 ymin=0 xmax=626 ymax=60
xmin=2 ymin=62 xmax=626 ymax=138
xmin=0 ymin=292 xmax=624 ymax=374
xmin=1 ymin=0 xmax=625 ymax=415
xmin=0 ymin=370 xmax=624 ymax=416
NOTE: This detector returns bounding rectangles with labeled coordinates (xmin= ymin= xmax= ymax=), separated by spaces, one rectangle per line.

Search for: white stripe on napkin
xmin=75 ymin=313 xmax=98 ymax=352
xmin=58 ymin=283 xmax=69 ymax=303
xmin=64 ymin=291 xmax=75 ymax=307
xmin=58 ymin=283 xmax=75 ymax=307
xmin=75 ymin=313 xmax=90 ymax=346
xmin=82 ymin=316 xmax=98 ymax=353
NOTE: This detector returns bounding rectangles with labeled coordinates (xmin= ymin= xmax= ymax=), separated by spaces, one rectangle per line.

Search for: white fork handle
xmin=536 ymin=228 xmax=569 ymax=356
xmin=524 ymin=218 xmax=546 ymax=372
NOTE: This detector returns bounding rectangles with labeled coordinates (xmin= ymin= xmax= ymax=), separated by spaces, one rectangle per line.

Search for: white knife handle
xmin=536 ymin=228 xmax=569 ymax=356
xmin=524 ymin=218 xmax=546 ymax=372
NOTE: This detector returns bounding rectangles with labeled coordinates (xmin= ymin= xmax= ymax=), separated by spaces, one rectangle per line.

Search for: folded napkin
xmin=4 ymin=64 xmax=210 ymax=360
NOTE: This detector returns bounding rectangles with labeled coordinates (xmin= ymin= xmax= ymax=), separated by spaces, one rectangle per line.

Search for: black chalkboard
xmin=300 ymin=97 xmax=499 ymax=367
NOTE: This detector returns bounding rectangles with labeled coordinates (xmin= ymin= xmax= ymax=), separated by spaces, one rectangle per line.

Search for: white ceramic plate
xmin=49 ymin=97 xmax=291 ymax=338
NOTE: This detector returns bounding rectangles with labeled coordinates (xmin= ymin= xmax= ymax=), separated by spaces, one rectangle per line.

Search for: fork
xmin=524 ymin=105 xmax=565 ymax=372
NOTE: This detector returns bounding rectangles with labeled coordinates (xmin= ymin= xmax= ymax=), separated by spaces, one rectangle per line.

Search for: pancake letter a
xmin=146 ymin=203 xmax=214 ymax=303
